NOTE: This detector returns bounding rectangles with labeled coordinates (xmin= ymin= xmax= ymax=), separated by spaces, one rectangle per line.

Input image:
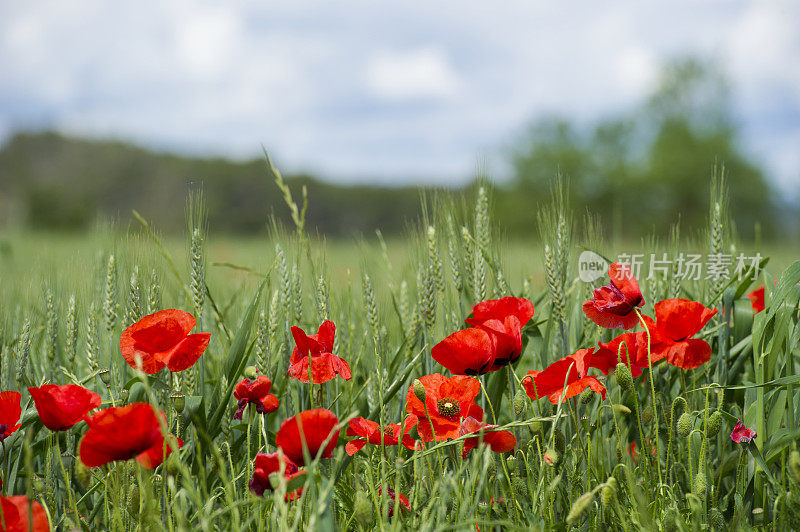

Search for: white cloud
xmin=0 ymin=0 xmax=797 ymax=192
xmin=366 ymin=47 xmax=461 ymax=100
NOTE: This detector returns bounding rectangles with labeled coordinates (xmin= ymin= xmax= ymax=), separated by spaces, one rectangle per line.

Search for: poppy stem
xmin=635 ymin=308 xmax=663 ymax=493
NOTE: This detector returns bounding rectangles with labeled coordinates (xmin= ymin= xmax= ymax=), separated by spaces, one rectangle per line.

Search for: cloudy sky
xmin=1 ymin=1 xmax=798 ymax=195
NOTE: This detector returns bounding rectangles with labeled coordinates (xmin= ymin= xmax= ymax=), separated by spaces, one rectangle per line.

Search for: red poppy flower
xmin=730 ymin=420 xmax=756 ymax=444
xmin=583 ymin=331 xmax=660 ymax=378
xmin=275 ymin=409 xmax=340 ymax=466
xmin=288 ymin=321 xmax=351 ymax=384
xmin=0 ymin=495 xmax=49 ymax=532
xmin=378 ymin=487 xmax=411 ymax=518
xmin=432 ymin=297 xmax=535 ymax=376
xmin=28 ymin=384 xmax=102 ymax=431
xmin=345 ymin=415 xmax=419 ymax=455
xmin=79 ymin=403 xmax=182 ymax=469
xmin=459 ymin=416 xmax=516 ymax=458
xmin=120 ymin=309 xmax=211 ymax=374
xmin=405 ymin=373 xmax=483 ymax=442
xmin=523 ymin=356 xmax=606 ymax=404
xmin=583 ymin=262 xmax=644 ymax=330
xmin=249 ymin=451 xmax=304 ymax=500
xmin=0 ymin=391 xmax=21 ymax=443
xmin=643 ymin=299 xmax=718 ymax=370
xmin=747 ymin=286 xmax=765 ymax=314
xmin=233 ymin=376 xmax=279 ymax=420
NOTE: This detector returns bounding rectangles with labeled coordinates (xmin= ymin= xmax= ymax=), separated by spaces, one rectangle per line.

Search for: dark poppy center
xmin=436 ymin=398 xmax=461 ymax=420
xmin=0 ymin=423 xmax=7 ymax=435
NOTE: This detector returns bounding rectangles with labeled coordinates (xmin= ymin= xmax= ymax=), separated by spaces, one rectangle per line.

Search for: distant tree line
xmin=0 ymin=59 xmax=793 ymax=240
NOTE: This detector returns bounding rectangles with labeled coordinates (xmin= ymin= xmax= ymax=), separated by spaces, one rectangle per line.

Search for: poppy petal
xmin=161 ymin=332 xmax=211 ymax=372
xmin=79 ymin=403 xmax=164 ymax=468
xmin=664 ymin=338 xmax=712 ymax=370
xmin=275 ymin=409 xmax=339 ymax=465
xmin=28 ymin=384 xmax=102 ymax=431
xmin=654 ymin=299 xmax=717 ymax=341
xmin=431 ymin=328 xmax=495 ymax=375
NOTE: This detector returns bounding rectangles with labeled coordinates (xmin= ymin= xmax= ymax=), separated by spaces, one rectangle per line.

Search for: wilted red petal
xmin=730 ymin=420 xmax=756 ymax=443
xmin=523 ymin=357 xmax=606 ymax=404
xmin=160 ymin=332 xmax=210 ymax=372
xmin=121 ymin=309 xmax=200 ymax=374
xmin=582 ymin=262 xmax=644 ymax=330
xmin=79 ymin=403 xmax=164 ymax=468
xmin=432 ymin=328 xmax=495 ymax=375
xmin=460 ymin=416 xmax=516 ymax=458
xmin=28 ymin=384 xmax=102 ymax=431
xmin=276 ymin=409 xmax=339 ymax=465
xmin=608 ymin=262 xmax=643 ymax=306
xmin=249 ymin=451 xmax=301 ymax=498
xmin=0 ymin=391 xmax=22 ymax=442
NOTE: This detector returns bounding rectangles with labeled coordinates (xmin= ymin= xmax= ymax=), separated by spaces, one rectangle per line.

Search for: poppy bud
xmin=353 ymin=491 xmax=373 ymax=527
xmin=166 ymin=454 xmax=181 ymax=478
xmin=513 ymin=476 xmax=527 ymax=497
xmin=528 ymin=420 xmax=542 ymax=436
xmin=663 ymin=508 xmax=678 ymax=532
xmin=705 ymin=411 xmax=722 ymax=438
xmin=170 ymin=391 xmax=186 ymax=414
xmin=708 ymin=507 xmax=724 ymax=529
xmin=98 ymin=368 xmax=111 ymax=385
xmin=641 ymin=406 xmax=653 ymax=425
xmin=74 ymin=460 xmax=92 ymax=489
xmin=677 ymin=413 xmax=693 ymax=437
xmin=790 ymin=450 xmax=800 ymax=483
xmin=244 ymin=366 xmax=259 ymax=380
xmin=127 ymin=483 xmax=140 ymax=515
xmin=566 ymin=492 xmax=594 ymax=524
xmin=615 ymin=363 xmax=633 ymax=392
xmin=579 ymin=387 xmax=595 ymax=405
xmin=513 ymin=387 xmax=527 ymax=417
xmin=486 ymin=458 xmax=496 ymax=478
xmin=600 ymin=477 xmax=617 ymax=508
xmin=553 ymin=428 xmax=566 ymax=456
xmin=412 ymin=379 xmax=426 ymax=403
xmin=506 ymin=455 xmax=517 ymax=473
xmin=612 ymin=404 xmax=632 ymax=416
xmin=694 ymin=472 xmax=707 ymax=497
xmin=544 ymin=448 xmax=560 ymax=467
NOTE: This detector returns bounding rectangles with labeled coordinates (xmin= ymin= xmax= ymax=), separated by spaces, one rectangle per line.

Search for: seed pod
xmin=694 ymin=472 xmax=707 ymax=497
xmin=615 ymin=362 xmax=633 ymax=392
xmin=412 ymin=379 xmax=426 ymax=403
xmin=705 ymin=411 xmax=722 ymax=438
xmin=513 ymin=387 xmax=528 ymax=417
xmin=790 ymin=450 xmax=800 ymax=483
xmin=98 ymin=369 xmax=111 ymax=386
xmin=677 ymin=413 xmax=693 ymax=437
xmin=353 ymin=491 xmax=374 ymax=527
xmin=244 ymin=365 xmax=258 ymax=380
xmin=127 ymin=483 xmax=140 ymax=515
xmin=477 ymin=501 xmax=489 ymax=514
xmin=566 ymin=492 xmax=594 ymax=524
xmin=506 ymin=455 xmax=517 ymax=473
xmin=752 ymin=507 xmax=764 ymax=526
xmin=170 ymin=391 xmax=186 ymax=414
xmin=641 ymin=406 xmax=653 ymax=425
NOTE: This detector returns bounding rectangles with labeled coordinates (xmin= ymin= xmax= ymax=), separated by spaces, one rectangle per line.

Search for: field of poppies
xmin=1 ymin=175 xmax=799 ymax=531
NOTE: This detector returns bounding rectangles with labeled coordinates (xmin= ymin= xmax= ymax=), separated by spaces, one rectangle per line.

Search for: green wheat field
xmin=1 ymin=172 xmax=799 ymax=531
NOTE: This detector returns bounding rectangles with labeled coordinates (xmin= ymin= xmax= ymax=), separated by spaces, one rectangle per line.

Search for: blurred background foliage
xmin=0 ymin=59 xmax=795 ymax=241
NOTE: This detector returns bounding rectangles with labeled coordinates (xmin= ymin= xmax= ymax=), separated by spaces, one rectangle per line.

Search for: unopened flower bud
xmin=74 ymin=460 xmax=92 ymax=488
xmin=790 ymin=450 xmax=800 ymax=483
xmin=513 ymin=388 xmax=528 ymax=417
xmin=513 ymin=476 xmax=527 ymax=497
xmin=705 ymin=411 xmax=722 ymax=438
xmin=544 ymin=448 xmax=560 ymax=467
xmin=612 ymin=404 xmax=632 ymax=416
xmin=412 ymin=379 xmax=426 ymax=403
xmin=641 ymin=406 xmax=653 ymax=425
xmin=694 ymin=472 xmax=707 ymax=497
xmin=615 ymin=363 xmax=633 ymax=392
xmin=708 ymin=507 xmax=724 ymax=529
xmin=353 ymin=491 xmax=374 ymax=527
xmin=486 ymin=458 xmax=496 ymax=478
xmin=127 ymin=483 xmax=140 ymax=515
xmin=554 ymin=428 xmax=566 ymax=455
xmin=600 ymin=478 xmax=617 ymax=508
xmin=677 ymin=413 xmax=693 ymax=437
xmin=663 ymin=508 xmax=678 ymax=532
xmin=166 ymin=453 xmax=181 ymax=477
xmin=579 ymin=387 xmax=595 ymax=405
xmin=244 ymin=365 xmax=259 ymax=380
xmin=566 ymin=492 xmax=594 ymax=524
